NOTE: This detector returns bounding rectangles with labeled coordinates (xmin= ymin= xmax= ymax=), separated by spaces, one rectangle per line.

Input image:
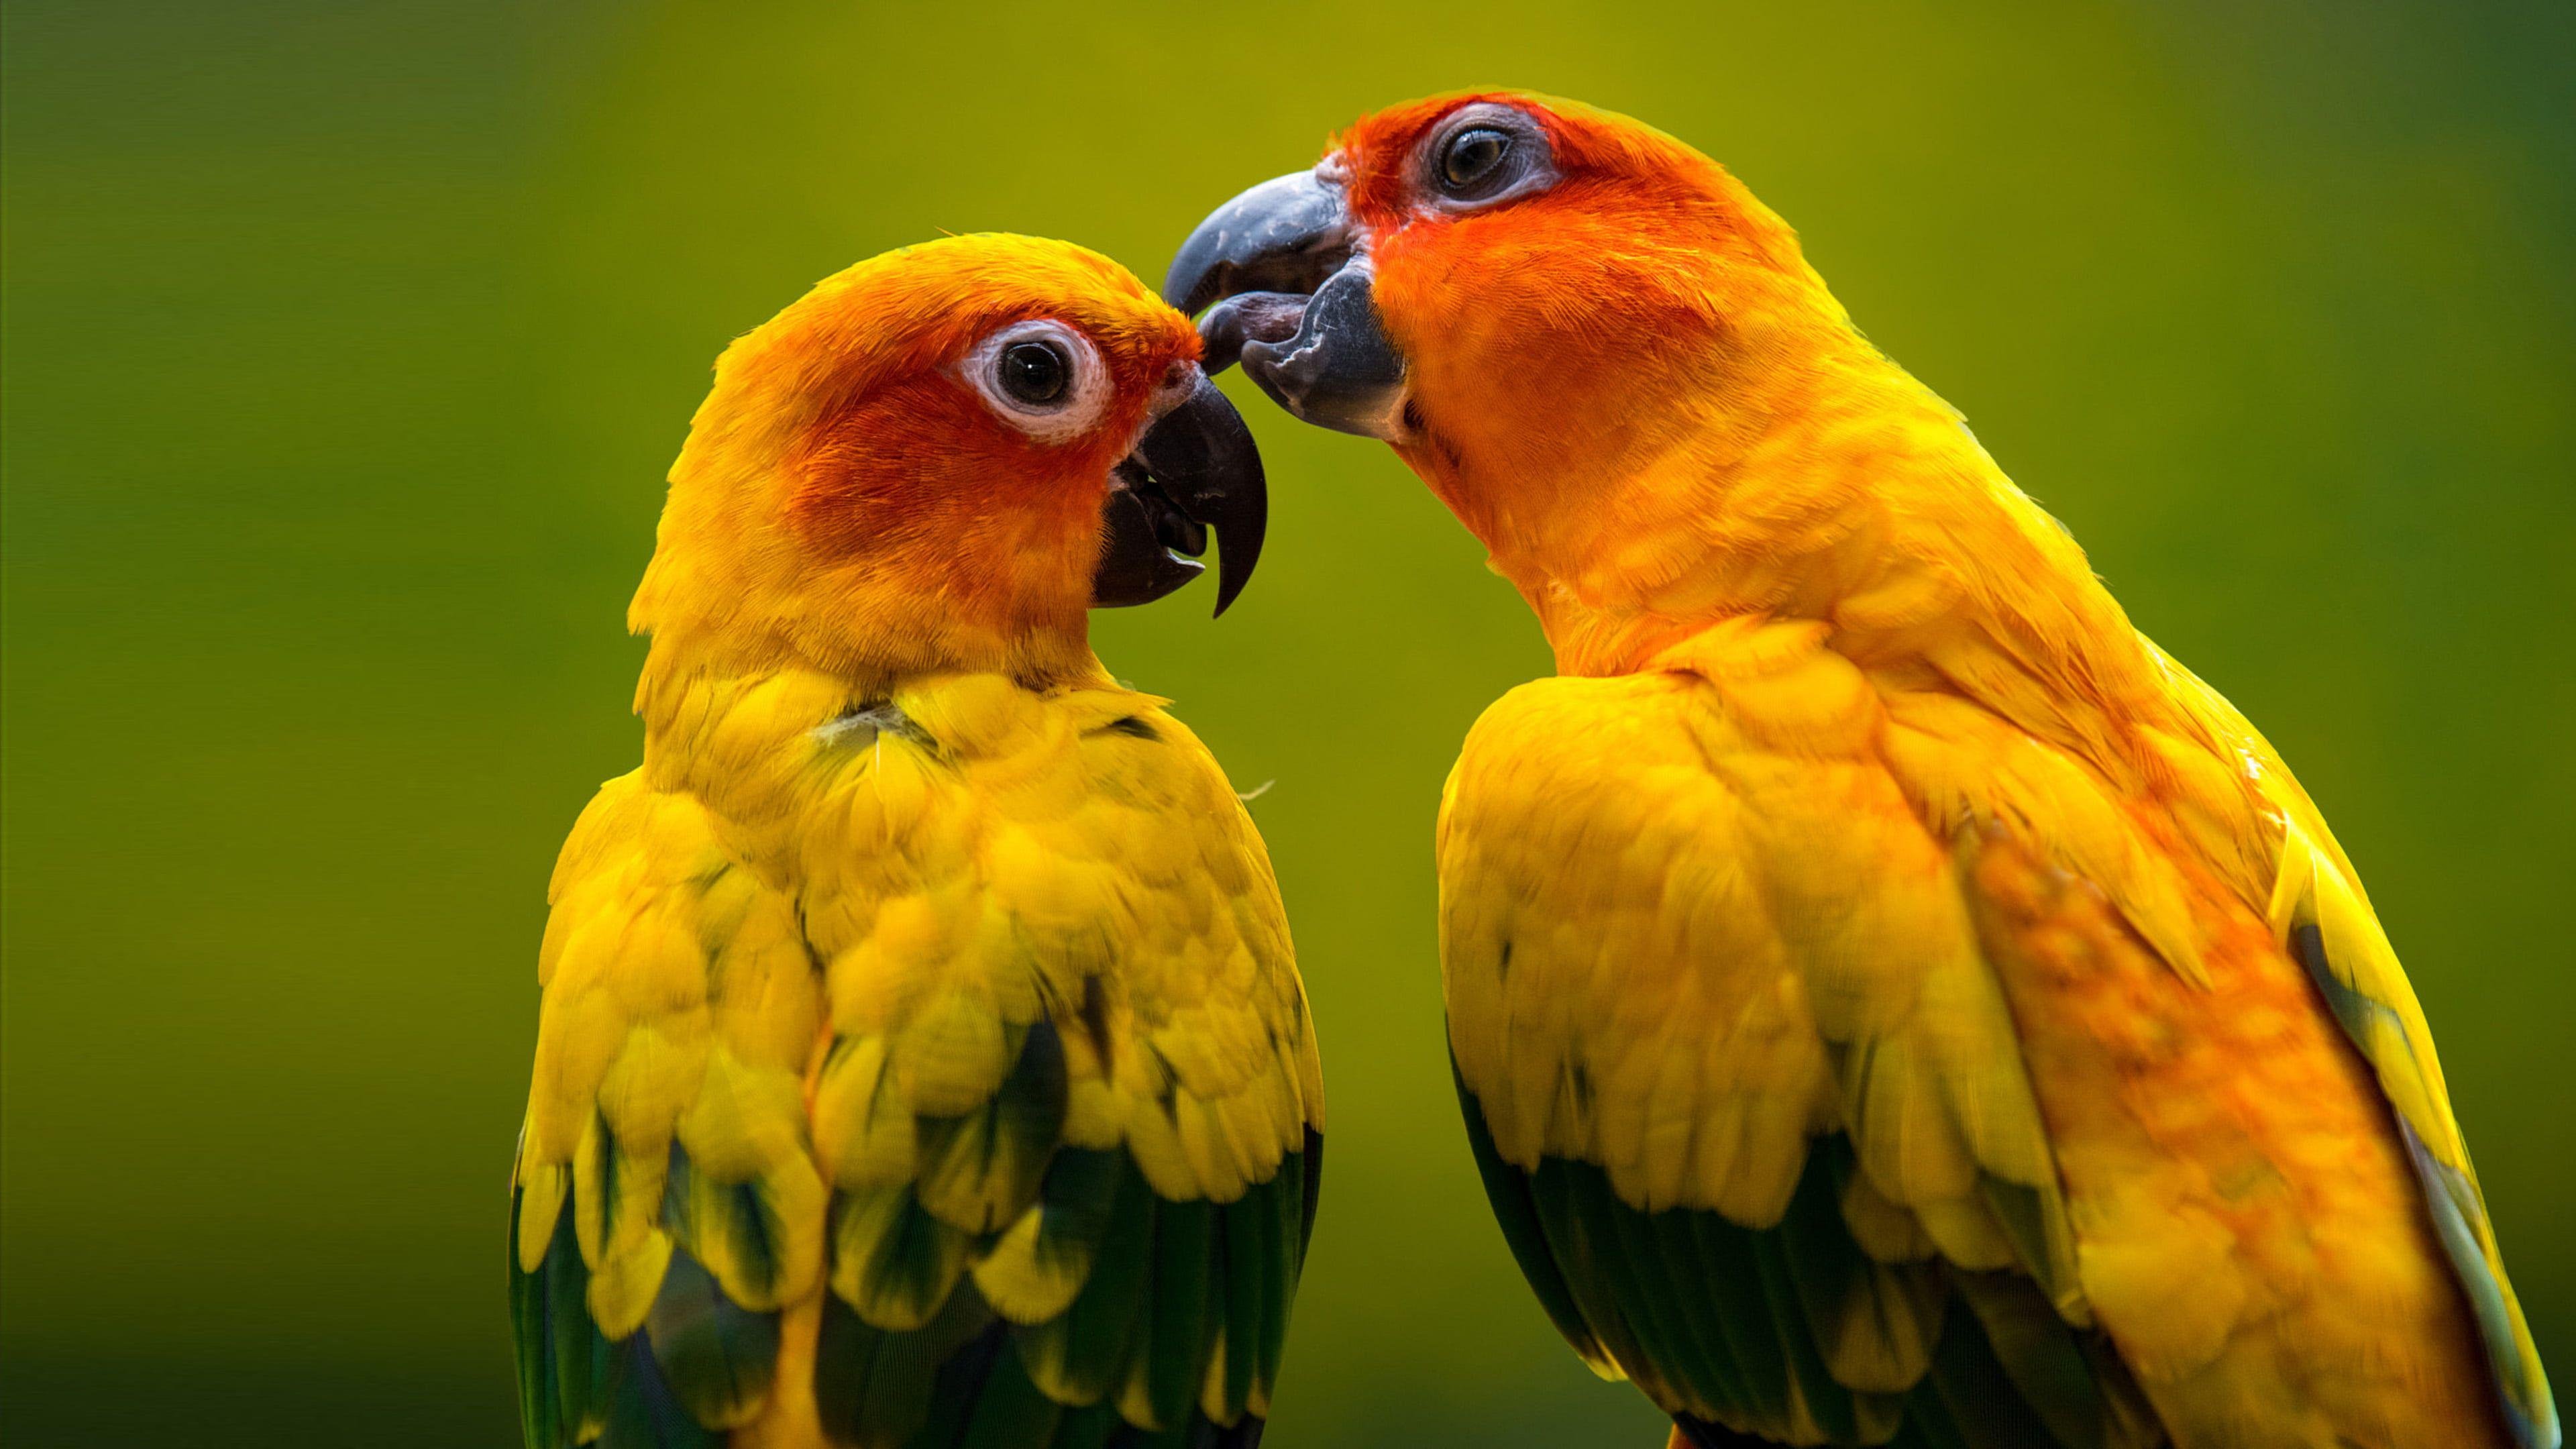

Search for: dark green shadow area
xmin=0 ymin=1356 xmax=515 ymax=1448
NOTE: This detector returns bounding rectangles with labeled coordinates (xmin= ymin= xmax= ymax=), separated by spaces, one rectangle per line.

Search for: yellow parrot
xmin=1168 ymin=91 xmax=2555 ymax=1448
xmin=508 ymin=235 xmax=1324 ymax=1449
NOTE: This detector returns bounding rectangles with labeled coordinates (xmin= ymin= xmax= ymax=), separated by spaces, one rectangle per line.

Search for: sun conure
xmin=509 ymin=235 xmax=1323 ymax=1449
xmin=1168 ymin=91 xmax=2555 ymax=1449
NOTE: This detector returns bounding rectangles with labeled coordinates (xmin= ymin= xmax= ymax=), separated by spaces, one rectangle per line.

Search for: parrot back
xmin=1436 ymin=619 xmax=2543 ymax=1448
xmin=512 ymin=667 xmax=1324 ymax=1449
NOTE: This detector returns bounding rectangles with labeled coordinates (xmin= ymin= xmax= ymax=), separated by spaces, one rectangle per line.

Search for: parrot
xmin=1165 ymin=91 xmax=2557 ymax=1449
xmin=508 ymin=234 xmax=1324 ymax=1449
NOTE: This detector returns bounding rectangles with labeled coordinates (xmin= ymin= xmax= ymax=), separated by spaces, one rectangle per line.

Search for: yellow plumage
xmin=1438 ymin=602 xmax=2540 ymax=1445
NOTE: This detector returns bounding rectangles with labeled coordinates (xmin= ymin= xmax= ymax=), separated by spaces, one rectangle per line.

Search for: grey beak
xmin=1165 ymin=168 xmax=1409 ymax=441
xmin=1166 ymin=169 xmax=1354 ymax=315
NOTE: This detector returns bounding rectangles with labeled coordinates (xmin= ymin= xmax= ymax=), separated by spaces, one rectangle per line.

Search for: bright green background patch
xmin=5 ymin=2 xmax=2569 ymax=1444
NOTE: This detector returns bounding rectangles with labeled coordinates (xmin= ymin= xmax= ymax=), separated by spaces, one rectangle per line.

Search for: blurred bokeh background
xmin=5 ymin=1 xmax=2570 ymax=1444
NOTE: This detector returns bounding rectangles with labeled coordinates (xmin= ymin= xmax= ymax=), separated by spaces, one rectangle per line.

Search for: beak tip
xmin=1212 ymin=545 xmax=1259 ymax=618
xmin=1098 ymin=376 xmax=1267 ymax=619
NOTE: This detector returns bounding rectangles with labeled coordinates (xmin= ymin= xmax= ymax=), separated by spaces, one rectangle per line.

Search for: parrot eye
xmin=964 ymin=319 xmax=1110 ymax=441
xmin=1421 ymin=103 xmax=1557 ymax=212
xmin=998 ymin=341 xmax=1070 ymax=406
xmin=1440 ymin=129 xmax=1512 ymax=192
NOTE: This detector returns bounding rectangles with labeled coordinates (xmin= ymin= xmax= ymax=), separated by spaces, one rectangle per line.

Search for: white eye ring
xmin=963 ymin=319 xmax=1111 ymax=443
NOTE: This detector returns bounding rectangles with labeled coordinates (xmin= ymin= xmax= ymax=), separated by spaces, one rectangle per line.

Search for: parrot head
xmin=635 ymin=234 xmax=1265 ymax=679
xmin=1166 ymin=90 xmax=1860 ymax=564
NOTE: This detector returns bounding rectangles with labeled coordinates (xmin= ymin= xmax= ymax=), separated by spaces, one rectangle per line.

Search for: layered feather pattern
xmin=1439 ymin=620 xmax=2544 ymax=1447
xmin=513 ymin=667 xmax=1322 ymax=1448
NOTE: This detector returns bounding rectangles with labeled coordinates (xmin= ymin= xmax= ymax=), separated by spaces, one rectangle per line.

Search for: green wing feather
xmin=511 ymin=1177 xmax=612 ymax=1448
xmin=814 ymin=1021 xmax=1320 ymax=1448
xmin=510 ymin=1136 xmax=787 ymax=1448
xmin=1457 ymin=1052 xmax=2148 ymax=1448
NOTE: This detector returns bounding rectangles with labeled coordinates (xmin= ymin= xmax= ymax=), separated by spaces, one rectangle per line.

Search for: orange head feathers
xmin=1169 ymin=92 xmax=2070 ymax=675
xmin=1169 ymin=92 xmax=1862 ymax=517
xmin=1332 ymin=89 xmax=1843 ymax=367
xmin=635 ymin=234 xmax=1265 ymax=687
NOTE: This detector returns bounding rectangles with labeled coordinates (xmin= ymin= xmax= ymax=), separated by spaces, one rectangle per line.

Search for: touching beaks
xmin=1091 ymin=373 xmax=1269 ymax=617
xmin=1165 ymin=165 xmax=1409 ymax=441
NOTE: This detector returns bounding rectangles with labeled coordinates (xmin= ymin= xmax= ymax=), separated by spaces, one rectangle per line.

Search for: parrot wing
xmin=1442 ymin=618 xmax=2551 ymax=1447
xmin=799 ymin=688 xmax=1322 ymax=1449
xmin=511 ymin=771 xmax=831 ymax=1449
xmin=2157 ymin=649 xmax=2558 ymax=1449
xmin=511 ymin=680 xmax=1322 ymax=1449
xmin=1438 ymin=656 xmax=2152 ymax=1448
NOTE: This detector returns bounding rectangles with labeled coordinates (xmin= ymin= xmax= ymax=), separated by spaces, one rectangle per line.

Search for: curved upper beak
xmin=1165 ymin=165 xmax=1407 ymax=441
xmin=1091 ymin=372 xmax=1268 ymax=616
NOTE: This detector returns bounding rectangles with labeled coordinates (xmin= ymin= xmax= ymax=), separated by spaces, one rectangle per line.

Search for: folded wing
xmin=512 ymin=680 xmax=1324 ymax=1449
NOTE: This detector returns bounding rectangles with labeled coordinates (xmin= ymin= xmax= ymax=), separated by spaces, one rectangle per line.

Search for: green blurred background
xmin=5 ymin=1 xmax=2570 ymax=1443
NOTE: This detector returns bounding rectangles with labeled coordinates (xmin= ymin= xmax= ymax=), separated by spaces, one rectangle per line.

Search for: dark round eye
xmin=996 ymin=339 xmax=1070 ymax=407
xmin=1439 ymin=127 xmax=1513 ymax=194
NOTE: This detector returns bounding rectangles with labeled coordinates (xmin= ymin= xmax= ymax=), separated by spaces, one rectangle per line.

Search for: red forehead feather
xmin=745 ymin=236 xmax=1190 ymax=394
xmin=702 ymin=235 xmax=1198 ymax=474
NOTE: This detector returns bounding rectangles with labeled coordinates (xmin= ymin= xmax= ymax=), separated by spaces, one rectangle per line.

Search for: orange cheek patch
xmin=785 ymin=376 xmax=1140 ymax=617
